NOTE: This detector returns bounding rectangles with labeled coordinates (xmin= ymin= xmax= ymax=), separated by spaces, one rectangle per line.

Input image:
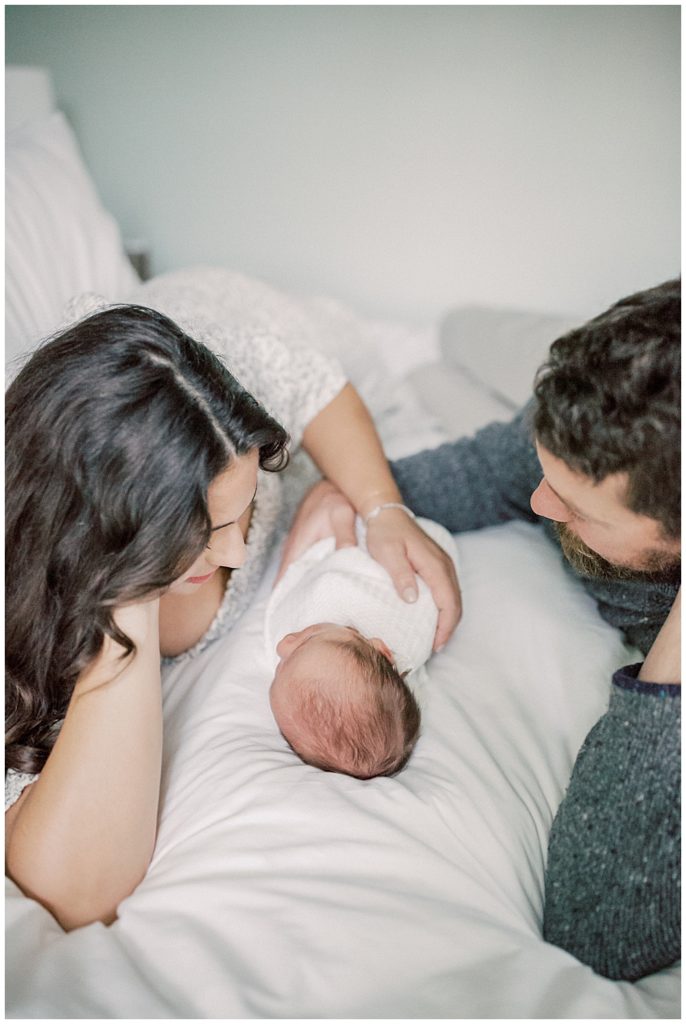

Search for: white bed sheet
xmin=6 ymin=511 xmax=679 ymax=1017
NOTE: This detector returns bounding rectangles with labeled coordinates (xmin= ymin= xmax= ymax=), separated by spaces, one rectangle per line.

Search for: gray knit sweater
xmin=544 ymin=664 xmax=680 ymax=980
xmin=391 ymin=404 xmax=680 ymax=981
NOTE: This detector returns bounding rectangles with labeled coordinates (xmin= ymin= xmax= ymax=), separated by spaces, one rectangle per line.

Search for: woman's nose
xmin=530 ymin=479 xmax=573 ymax=523
xmin=207 ymin=525 xmax=247 ymax=569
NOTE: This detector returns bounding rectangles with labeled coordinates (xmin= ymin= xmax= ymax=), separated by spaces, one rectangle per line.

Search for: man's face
xmin=530 ymin=442 xmax=680 ymax=580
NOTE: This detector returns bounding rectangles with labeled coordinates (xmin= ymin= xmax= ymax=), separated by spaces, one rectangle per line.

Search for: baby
xmin=265 ymin=515 xmax=458 ymax=780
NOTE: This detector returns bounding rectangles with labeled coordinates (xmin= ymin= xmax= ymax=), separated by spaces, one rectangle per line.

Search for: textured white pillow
xmin=5 ymin=111 xmax=139 ymax=378
xmin=440 ymin=305 xmax=582 ymax=410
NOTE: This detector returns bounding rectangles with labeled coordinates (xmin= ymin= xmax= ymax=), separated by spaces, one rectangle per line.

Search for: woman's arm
xmin=301 ymin=384 xmax=406 ymax=520
xmin=296 ymin=384 xmax=462 ymax=649
xmin=5 ymin=599 xmax=163 ymax=931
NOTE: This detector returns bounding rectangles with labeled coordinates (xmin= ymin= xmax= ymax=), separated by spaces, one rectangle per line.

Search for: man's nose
xmin=530 ymin=479 xmax=573 ymax=523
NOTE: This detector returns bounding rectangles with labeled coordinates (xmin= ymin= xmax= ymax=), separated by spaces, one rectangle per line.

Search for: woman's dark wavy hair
xmin=6 ymin=305 xmax=290 ymax=774
xmin=533 ymin=278 xmax=680 ymax=539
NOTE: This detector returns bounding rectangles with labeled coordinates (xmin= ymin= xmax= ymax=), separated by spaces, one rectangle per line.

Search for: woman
xmin=6 ymin=282 xmax=460 ymax=931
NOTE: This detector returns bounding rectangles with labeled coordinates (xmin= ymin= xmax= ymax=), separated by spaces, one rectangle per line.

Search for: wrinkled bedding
xmin=6 ymin=480 xmax=679 ymax=1017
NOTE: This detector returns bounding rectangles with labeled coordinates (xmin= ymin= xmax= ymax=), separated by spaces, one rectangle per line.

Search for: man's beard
xmin=555 ymin=523 xmax=681 ymax=585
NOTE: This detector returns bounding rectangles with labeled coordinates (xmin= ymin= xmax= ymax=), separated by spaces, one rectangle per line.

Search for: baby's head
xmin=269 ymin=623 xmax=420 ymax=779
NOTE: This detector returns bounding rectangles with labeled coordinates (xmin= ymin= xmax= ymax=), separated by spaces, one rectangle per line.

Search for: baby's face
xmin=270 ymin=623 xmax=394 ymax=738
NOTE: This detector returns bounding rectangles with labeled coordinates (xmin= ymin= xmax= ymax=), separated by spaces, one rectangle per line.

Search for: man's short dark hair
xmin=533 ymin=279 xmax=680 ymax=539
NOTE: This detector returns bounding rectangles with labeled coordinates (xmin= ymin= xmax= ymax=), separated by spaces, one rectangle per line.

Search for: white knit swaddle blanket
xmin=264 ymin=517 xmax=459 ymax=699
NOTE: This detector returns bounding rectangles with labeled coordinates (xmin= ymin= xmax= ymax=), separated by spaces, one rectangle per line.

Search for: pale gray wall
xmin=6 ymin=5 xmax=680 ymax=321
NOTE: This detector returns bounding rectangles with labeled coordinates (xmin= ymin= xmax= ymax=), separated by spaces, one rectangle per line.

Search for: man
xmin=283 ymin=279 xmax=680 ymax=981
xmin=389 ymin=278 xmax=681 ymax=981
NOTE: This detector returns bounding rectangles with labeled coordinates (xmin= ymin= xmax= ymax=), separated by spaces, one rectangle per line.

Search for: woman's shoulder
xmin=123 ymin=267 xmax=244 ymax=343
xmin=121 ymin=267 xmax=303 ymax=375
xmin=125 ymin=266 xmax=240 ymax=314
xmin=123 ymin=266 xmax=314 ymax=350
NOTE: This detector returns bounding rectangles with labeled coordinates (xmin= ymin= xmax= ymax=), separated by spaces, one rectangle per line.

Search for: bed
xmin=5 ymin=67 xmax=680 ymax=1019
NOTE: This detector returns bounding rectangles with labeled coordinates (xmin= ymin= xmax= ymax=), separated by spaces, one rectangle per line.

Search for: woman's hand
xmin=276 ymin=480 xmax=462 ymax=651
xmin=75 ymin=597 xmax=161 ymax=695
xmin=365 ymin=507 xmax=462 ymax=651
xmin=295 ymin=384 xmax=461 ymax=646
xmin=112 ymin=596 xmax=161 ymax=646
xmin=275 ymin=480 xmax=357 ymax=583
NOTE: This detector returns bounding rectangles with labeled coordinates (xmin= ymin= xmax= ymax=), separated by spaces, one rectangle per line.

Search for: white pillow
xmin=440 ymin=305 xmax=582 ymax=410
xmin=5 ymin=110 xmax=139 ymax=379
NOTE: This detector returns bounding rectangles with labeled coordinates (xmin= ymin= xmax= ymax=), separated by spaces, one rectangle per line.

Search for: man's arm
xmin=542 ymin=672 xmax=680 ymax=980
xmin=390 ymin=404 xmax=542 ymax=533
xmin=543 ymin=590 xmax=681 ymax=979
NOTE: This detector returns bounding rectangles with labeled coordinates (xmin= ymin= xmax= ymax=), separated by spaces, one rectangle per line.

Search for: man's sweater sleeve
xmin=390 ymin=404 xmax=542 ymax=533
xmin=543 ymin=665 xmax=681 ymax=981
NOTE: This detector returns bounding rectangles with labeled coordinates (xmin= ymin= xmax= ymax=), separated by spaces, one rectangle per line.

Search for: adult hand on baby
xmin=275 ymin=479 xmax=357 ymax=584
xmin=365 ymin=508 xmax=462 ymax=651
xmin=276 ymin=479 xmax=462 ymax=651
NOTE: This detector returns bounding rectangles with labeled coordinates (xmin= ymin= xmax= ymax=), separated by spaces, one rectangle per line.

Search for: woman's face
xmin=168 ymin=449 xmax=260 ymax=595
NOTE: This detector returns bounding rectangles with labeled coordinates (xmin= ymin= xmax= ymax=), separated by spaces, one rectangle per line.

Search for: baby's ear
xmin=368 ymin=637 xmax=395 ymax=666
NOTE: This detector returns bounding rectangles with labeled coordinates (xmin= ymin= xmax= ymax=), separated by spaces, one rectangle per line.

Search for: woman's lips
xmin=186 ymin=569 xmax=216 ymax=585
